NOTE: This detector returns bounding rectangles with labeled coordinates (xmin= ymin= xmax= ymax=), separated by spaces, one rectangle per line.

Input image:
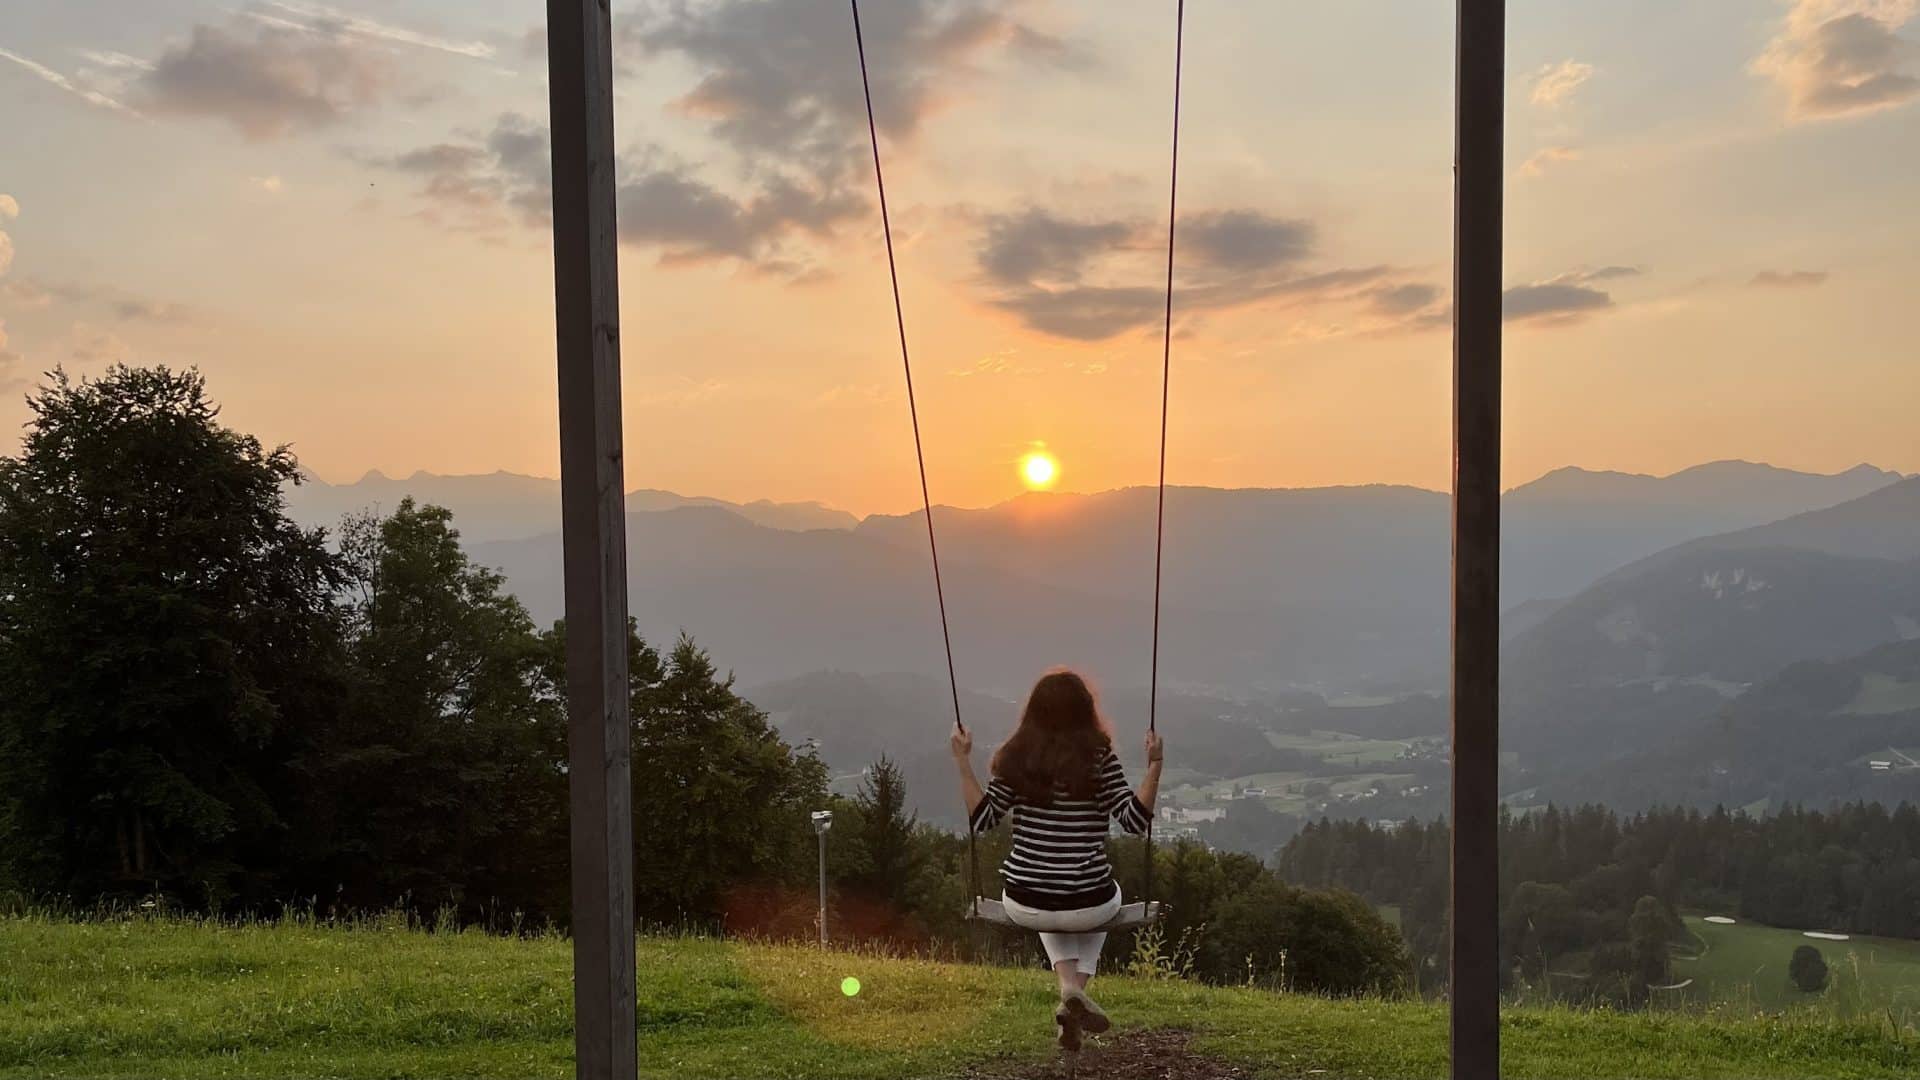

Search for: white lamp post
xmin=810 ymin=810 xmax=834 ymax=946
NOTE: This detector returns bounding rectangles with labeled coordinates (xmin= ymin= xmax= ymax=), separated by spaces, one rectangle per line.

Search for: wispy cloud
xmin=1754 ymin=0 xmax=1919 ymax=120
xmin=1519 ymin=145 xmax=1582 ymax=178
xmin=68 ymin=322 xmax=132 ymax=366
xmin=1530 ymin=59 xmax=1595 ymax=107
xmin=0 ymin=270 xmax=195 ymax=326
xmin=0 ymin=193 xmax=15 ymax=279
xmin=948 ymin=350 xmax=1044 ymax=378
xmin=1750 ymin=268 xmax=1830 ymax=287
xmin=0 ymin=46 xmax=139 ymax=115
xmin=256 ymin=2 xmax=495 ymax=61
xmin=1503 ymin=266 xmax=1640 ymax=325
xmin=0 ymin=318 xmax=27 ymax=395
xmin=73 ymin=49 xmax=153 ymax=73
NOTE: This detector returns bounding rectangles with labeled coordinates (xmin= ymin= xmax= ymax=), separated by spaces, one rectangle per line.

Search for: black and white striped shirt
xmin=970 ymin=751 xmax=1152 ymax=911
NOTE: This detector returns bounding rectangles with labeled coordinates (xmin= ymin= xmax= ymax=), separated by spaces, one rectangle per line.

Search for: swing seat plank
xmin=965 ymin=898 xmax=1166 ymax=931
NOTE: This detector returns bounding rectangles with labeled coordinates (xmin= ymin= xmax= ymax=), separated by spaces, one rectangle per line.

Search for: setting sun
xmin=1019 ymin=451 xmax=1059 ymax=490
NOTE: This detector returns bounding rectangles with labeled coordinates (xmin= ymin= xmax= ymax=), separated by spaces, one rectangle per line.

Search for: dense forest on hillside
xmin=1279 ymin=801 xmax=1920 ymax=1001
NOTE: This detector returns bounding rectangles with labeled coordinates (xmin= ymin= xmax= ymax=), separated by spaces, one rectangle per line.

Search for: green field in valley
xmin=3 ymin=914 xmax=1918 ymax=1079
xmin=1263 ymin=731 xmax=1419 ymax=765
xmin=1842 ymin=673 xmax=1920 ymax=715
xmin=1676 ymin=915 xmax=1920 ymax=1014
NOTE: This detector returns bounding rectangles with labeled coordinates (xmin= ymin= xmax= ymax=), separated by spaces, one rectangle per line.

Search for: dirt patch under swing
xmin=957 ymin=1028 xmax=1255 ymax=1080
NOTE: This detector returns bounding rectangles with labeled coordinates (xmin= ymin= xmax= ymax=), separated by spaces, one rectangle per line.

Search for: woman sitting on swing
xmin=950 ymin=669 xmax=1163 ymax=1051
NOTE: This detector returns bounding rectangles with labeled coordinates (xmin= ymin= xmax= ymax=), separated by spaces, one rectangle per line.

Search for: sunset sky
xmin=2 ymin=0 xmax=1916 ymax=516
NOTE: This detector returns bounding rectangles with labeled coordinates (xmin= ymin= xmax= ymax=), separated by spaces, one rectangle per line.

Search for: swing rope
xmin=847 ymin=0 xmax=983 ymax=942
xmin=1145 ymin=0 xmax=1187 ymax=919
xmin=848 ymin=0 xmax=1184 ymax=933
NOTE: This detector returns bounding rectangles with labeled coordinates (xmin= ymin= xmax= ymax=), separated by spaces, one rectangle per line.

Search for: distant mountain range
xmin=284 ymin=469 xmax=856 ymax=541
xmin=430 ymin=461 xmax=1901 ymax=694
xmin=1540 ymin=638 xmax=1920 ymax=813
xmin=1507 ymin=477 xmax=1920 ymax=691
xmin=1497 ymin=477 xmax=1920 ymax=806
xmin=1501 ymin=461 xmax=1902 ymax=603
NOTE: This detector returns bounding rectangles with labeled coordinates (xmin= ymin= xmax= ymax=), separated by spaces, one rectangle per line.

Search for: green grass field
xmin=1843 ymin=673 xmax=1920 ymax=716
xmin=1676 ymin=916 xmax=1920 ymax=1014
xmin=4 ymin=914 xmax=1918 ymax=1078
xmin=1263 ymin=731 xmax=1417 ymax=766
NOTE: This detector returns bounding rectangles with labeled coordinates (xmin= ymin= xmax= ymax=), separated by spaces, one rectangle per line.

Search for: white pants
xmin=1001 ymin=890 xmax=1122 ymax=976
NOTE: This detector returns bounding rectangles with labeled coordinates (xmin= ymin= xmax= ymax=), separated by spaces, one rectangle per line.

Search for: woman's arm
xmin=951 ymin=725 xmax=985 ymax=816
xmin=1136 ymin=730 xmax=1164 ymax=812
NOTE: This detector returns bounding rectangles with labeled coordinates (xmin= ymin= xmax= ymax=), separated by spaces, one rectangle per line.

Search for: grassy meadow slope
xmin=1675 ymin=916 xmax=1920 ymax=1013
xmin=3 ymin=915 xmax=1917 ymax=1079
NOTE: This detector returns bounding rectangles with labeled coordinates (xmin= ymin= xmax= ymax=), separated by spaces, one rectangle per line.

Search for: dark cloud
xmin=134 ymin=22 xmax=393 ymax=139
xmin=1758 ymin=5 xmax=1920 ymax=121
xmin=992 ymin=284 xmax=1162 ymax=342
xmin=616 ymin=168 xmax=760 ymax=259
xmin=618 ymin=165 xmax=863 ymax=263
xmin=1498 ymin=264 xmax=1642 ymax=325
xmin=1572 ymin=265 xmax=1640 ymax=283
xmin=979 ymin=211 xmax=1133 ymax=285
xmin=1800 ymin=13 xmax=1919 ymax=113
xmin=1502 ymin=282 xmax=1612 ymax=323
xmin=625 ymin=0 xmax=1052 ymax=181
xmin=1369 ymin=282 xmax=1443 ymax=316
xmin=383 ymin=114 xmax=551 ymax=231
xmin=386 ymin=114 xmax=860 ymax=267
xmin=1181 ymin=211 xmax=1315 ymax=272
xmin=1750 ymin=269 xmax=1830 ymax=288
xmin=404 ymin=2 xmax=1070 ymax=271
xmin=593 ymin=0 xmax=1076 ymax=272
xmin=974 ymin=207 xmax=1428 ymax=341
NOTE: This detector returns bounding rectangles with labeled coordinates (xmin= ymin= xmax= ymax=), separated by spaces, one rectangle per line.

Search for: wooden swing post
xmin=1451 ymin=1 xmax=1505 ymax=1077
xmin=547 ymin=1 xmax=637 ymax=1078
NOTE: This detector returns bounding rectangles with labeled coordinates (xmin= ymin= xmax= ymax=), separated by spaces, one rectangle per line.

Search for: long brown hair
xmin=991 ymin=669 xmax=1113 ymax=803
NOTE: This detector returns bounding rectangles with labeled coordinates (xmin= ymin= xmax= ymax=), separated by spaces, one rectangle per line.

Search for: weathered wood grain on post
xmin=546 ymin=1 xmax=636 ymax=1078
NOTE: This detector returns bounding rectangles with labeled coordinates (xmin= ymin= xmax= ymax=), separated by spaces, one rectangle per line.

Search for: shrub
xmin=1790 ymin=943 xmax=1829 ymax=992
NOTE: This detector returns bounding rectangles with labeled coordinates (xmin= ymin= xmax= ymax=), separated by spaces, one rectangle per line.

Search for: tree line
xmin=1278 ymin=800 xmax=1920 ymax=1003
xmin=0 ymin=366 xmax=1406 ymax=995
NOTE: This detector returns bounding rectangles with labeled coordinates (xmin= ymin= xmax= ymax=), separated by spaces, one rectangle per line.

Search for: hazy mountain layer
xmin=286 ymin=469 xmax=857 ymax=542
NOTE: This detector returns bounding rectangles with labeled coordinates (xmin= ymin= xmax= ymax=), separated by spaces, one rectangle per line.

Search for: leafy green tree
xmin=627 ymin=633 xmax=829 ymax=927
xmin=1627 ymin=894 xmax=1673 ymax=1000
xmin=1502 ymin=881 xmax=1581 ymax=985
xmin=1789 ymin=944 xmax=1829 ymax=992
xmin=851 ymin=755 xmax=922 ymax=911
xmin=1206 ymin=877 xmax=1408 ymax=995
xmin=0 ymin=367 xmax=341 ymax=906
xmin=295 ymin=500 xmax=567 ymax=921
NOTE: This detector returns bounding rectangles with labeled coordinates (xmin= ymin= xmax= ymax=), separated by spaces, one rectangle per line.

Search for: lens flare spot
xmin=840 ymin=976 xmax=862 ymax=997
